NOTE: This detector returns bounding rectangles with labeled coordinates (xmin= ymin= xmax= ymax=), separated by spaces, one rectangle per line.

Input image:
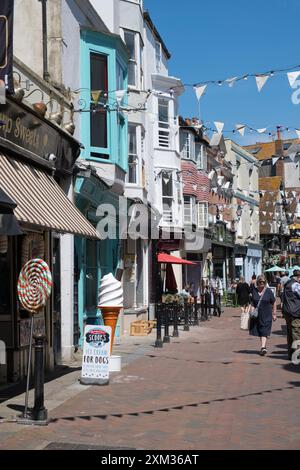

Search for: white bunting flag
xmin=287 ymin=71 xmax=300 ymax=88
xmin=295 ymin=129 xmax=300 ymax=140
xmin=262 ymin=211 xmax=267 ymax=216
xmin=194 ymin=84 xmax=207 ymax=100
xmin=115 ymin=89 xmax=126 ymax=104
xmin=289 ymin=152 xmax=297 ymax=162
xmin=236 ymin=124 xmax=246 ymax=136
xmin=192 ymin=185 xmax=197 ymax=191
xmin=226 ymin=76 xmax=238 ymax=88
xmin=214 ymin=121 xmax=224 ymax=134
xmin=262 ymin=221 xmax=266 ymax=226
xmin=223 ymin=181 xmax=230 ymax=189
xmin=272 ymin=157 xmax=280 ymax=166
xmin=257 ymin=128 xmax=267 ymax=134
xmin=255 ymin=74 xmax=269 ymax=92
xmin=292 ymin=191 xmax=297 ymax=197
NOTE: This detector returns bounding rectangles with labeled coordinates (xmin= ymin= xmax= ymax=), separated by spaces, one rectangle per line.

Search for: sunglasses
xmin=258 ymin=281 xmax=266 ymax=284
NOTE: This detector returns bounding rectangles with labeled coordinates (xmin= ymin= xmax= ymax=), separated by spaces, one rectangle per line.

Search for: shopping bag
xmin=240 ymin=308 xmax=250 ymax=330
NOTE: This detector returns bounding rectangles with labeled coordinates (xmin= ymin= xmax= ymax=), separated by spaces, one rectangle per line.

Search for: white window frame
xmin=180 ymin=131 xmax=195 ymax=160
xmin=184 ymin=195 xmax=196 ymax=225
xmin=122 ymin=29 xmax=143 ymax=89
xmin=162 ymin=171 xmax=174 ymax=224
xmin=197 ymin=202 xmax=209 ymax=228
xmin=158 ymin=97 xmax=170 ymax=148
xmin=155 ymin=41 xmax=162 ymax=72
xmin=195 ymin=143 xmax=207 ymax=170
xmin=127 ymin=124 xmax=141 ymax=185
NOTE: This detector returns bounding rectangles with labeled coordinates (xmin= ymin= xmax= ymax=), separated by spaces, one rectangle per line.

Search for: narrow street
xmin=0 ymin=308 xmax=299 ymax=450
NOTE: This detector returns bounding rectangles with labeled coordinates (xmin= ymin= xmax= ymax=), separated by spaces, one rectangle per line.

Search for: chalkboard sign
xmin=80 ymin=325 xmax=111 ymax=385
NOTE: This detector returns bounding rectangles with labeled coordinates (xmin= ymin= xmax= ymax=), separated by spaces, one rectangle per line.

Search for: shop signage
xmin=247 ymin=248 xmax=262 ymax=258
xmin=0 ymin=0 xmax=14 ymax=94
xmin=80 ymin=325 xmax=111 ymax=385
xmin=235 ymin=257 xmax=244 ymax=266
xmin=0 ymin=98 xmax=80 ymax=173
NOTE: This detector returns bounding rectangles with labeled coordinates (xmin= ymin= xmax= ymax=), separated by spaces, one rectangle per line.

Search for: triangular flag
xmin=287 ymin=71 xmax=300 ymax=88
xmin=214 ymin=121 xmax=224 ymax=134
xmin=192 ymin=184 xmax=197 ymax=191
xmin=226 ymin=77 xmax=238 ymax=88
xmin=115 ymin=89 xmax=126 ymax=104
xmin=292 ymin=191 xmax=297 ymax=197
xmin=255 ymin=74 xmax=269 ymax=92
xmin=91 ymin=90 xmax=102 ymax=103
xmin=289 ymin=152 xmax=297 ymax=162
xmin=257 ymin=128 xmax=267 ymax=134
xmin=194 ymin=84 xmax=207 ymax=100
xmin=262 ymin=211 xmax=266 ymax=216
xmin=236 ymin=124 xmax=246 ymax=136
xmin=295 ymin=129 xmax=300 ymax=140
xmin=272 ymin=157 xmax=280 ymax=165
xmin=223 ymin=181 xmax=230 ymax=189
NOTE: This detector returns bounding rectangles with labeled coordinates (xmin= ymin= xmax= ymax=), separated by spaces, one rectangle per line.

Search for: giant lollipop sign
xmin=17 ymin=258 xmax=53 ymax=313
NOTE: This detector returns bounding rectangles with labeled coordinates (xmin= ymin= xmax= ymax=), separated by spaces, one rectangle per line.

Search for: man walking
xmin=282 ymin=269 xmax=300 ymax=360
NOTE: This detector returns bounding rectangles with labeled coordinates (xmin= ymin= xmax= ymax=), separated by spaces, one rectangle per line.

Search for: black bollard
xmin=184 ymin=299 xmax=190 ymax=331
xmin=155 ymin=303 xmax=163 ymax=348
xmin=32 ymin=334 xmax=48 ymax=423
xmin=173 ymin=304 xmax=179 ymax=337
xmin=194 ymin=297 xmax=200 ymax=326
xmin=163 ymin=304 xmax=170 ymax=343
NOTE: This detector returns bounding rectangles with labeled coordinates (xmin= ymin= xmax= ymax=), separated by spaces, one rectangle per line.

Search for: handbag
xmin=249 ymin=288 xmax=266 ymax=319
xmin=240 ymin=307 xmax=250 ymax=330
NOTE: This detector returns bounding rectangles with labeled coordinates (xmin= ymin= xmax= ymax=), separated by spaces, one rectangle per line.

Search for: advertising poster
xmin=80 ymin=325 xmax=111 ymax=385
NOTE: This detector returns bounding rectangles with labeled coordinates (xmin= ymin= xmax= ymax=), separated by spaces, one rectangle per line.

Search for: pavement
xmin=0 ymin=307 xmax=299 ymax=450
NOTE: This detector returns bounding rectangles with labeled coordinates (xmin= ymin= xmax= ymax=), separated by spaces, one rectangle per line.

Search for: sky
xmin=144 ymin=0 xmax=300 ymax=145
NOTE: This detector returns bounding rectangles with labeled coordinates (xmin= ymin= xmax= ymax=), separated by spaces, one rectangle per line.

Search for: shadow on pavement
xmin=0 ymin=365 xmax=81 ymax=404
xmin=234 ymin=350 xmax=260 ymax=355
xmin=48 ymin=384 xmax=297 ymax=424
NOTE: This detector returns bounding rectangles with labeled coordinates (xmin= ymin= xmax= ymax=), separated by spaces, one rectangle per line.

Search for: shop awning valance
xmin=157 ymin=253 xmax=196 ymax=265
xmin=0 ymin=154 xmax=99 ymax=238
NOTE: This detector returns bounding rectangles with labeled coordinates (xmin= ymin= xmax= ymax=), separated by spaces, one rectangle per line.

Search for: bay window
xmin=123 ymin=30 xmax=143 ymax=89
xmin=158 ymin=98 xmax=170 ymax=148
xmin=180 ymin=131 xmax=195 ymax=160
xmin=195 ymin=143 xmax=207 ymax=170
xmin=90 ymin=52 xmax=108 ymax=152
xmin=184 ymin=196 xmax=196 ymax=224
xmin=162 ymin=171 xmax=174 ymax=223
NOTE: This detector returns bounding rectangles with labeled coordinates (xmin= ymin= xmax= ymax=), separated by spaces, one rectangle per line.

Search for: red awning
xmin=157 ymin=253 xmax=196 ymax=265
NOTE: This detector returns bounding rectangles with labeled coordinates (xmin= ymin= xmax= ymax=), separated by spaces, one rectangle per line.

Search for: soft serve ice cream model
xmin=98 ymin=273 xmax=123 ymax=354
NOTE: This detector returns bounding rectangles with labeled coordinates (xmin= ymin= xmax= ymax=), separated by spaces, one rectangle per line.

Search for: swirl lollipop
xmin=17 ymin=258 xmax=53 ymax=313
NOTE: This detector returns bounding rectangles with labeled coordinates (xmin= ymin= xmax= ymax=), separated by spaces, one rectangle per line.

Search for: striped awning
xmin=0 ymin=154 xmax=99 ymax=238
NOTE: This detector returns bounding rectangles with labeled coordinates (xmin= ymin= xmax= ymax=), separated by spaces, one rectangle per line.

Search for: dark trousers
xmin=213 ymin=293 xmax=221 ymax=316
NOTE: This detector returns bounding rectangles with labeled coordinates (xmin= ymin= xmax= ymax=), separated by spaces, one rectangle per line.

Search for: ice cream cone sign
xmin=98 ymin=273 xmax=123 ymax=354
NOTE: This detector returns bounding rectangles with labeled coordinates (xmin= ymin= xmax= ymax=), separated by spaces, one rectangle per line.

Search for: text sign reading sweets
xmin=80 ymin=325 xmax=111 ymax=385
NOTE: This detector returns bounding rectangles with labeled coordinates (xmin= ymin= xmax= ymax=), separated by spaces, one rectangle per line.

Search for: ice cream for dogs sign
xmin=80 ymin=325 xmax=111 ymax=385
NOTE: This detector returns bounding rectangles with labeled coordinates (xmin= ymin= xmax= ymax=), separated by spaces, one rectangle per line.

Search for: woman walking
xmin=249 ymin=274 xmax=277 ymax=356
xmin=236 ymin=276 xmax=250 ymax=313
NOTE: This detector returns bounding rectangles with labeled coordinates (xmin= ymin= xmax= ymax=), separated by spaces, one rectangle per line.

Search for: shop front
xmin=234 ymin=245 xmax=247 ymax=280
xmin=245 ymin=245 xmax=263 ymax=281
xmin=0 ymin=97 xmax=98 ymax=383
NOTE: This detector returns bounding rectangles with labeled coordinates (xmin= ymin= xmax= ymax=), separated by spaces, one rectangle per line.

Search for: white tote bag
xmin=240 ymin=307 xmax=250 ymax=330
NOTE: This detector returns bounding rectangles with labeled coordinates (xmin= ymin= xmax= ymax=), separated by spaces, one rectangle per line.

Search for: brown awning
xmin=0 ymin=154 xmax=99 ymax=238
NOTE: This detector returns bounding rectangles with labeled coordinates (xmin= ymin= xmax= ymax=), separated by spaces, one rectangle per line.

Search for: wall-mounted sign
xmin=80 ymin=325 xmax=111 ymax=385
xmin=235 ymin=257 xmax=244 ymax=266
xmin=0 ymin=1 xmax=14 ymax=94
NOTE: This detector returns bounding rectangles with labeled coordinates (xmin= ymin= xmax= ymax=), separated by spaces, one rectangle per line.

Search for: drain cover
xmin=44 ymin=442 xmax=135 ymax=450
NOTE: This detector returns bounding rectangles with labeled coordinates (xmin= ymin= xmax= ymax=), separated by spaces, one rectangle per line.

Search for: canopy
xmin=264 ymin=265 xmax=286 ymax=272
xmin=157 ymin=253 xmax=196 ymax=265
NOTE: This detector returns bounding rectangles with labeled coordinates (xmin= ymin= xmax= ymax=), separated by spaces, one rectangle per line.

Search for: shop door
xmin=52 ymin=237 xmax=61 ymax=365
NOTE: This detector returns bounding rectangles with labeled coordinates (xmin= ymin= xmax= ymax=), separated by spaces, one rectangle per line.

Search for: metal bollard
xmin=184 ymin=299 xmax=190 ymax=331
xmin=32 ymin=334 xmax=48 ymax=423
xmin=194 ymin=297 xmax=200 ymax=326
xmin=163 ymin=304 xmax=170 ymax=343
xmin=155 ymin=303 xmax=163 ymax=348
xmin=173 ymin=304 xmax=179 ymax=337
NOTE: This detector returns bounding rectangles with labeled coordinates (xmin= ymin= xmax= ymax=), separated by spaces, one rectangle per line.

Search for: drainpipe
xmin=39 ymin=0 xmax=50 ymax=81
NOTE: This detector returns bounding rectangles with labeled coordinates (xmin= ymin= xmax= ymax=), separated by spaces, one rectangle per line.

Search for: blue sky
xmin=144 ymin=0 xmax=300 ymax=144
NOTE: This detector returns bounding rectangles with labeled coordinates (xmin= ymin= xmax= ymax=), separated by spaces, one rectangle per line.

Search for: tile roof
xmin=244 ymin=138 xmax=300 ymax=161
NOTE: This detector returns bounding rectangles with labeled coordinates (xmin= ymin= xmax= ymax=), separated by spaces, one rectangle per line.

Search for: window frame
xmin=158 ymin=97 xmax=170 ymax=148
xmin=184 ymin=195 xmax=197 ymax=225
xmin=180 ymin=131 xmax=195 ymax=161
xmin=162 ymin=171 xmax=174 ymax=223
xmin=123 ymin=29 xmax=143 ymax=90
xmin=127 ymin=124 xmax=139 ymax=185
xmin=197 ymin=202 xmax=209 ymax=228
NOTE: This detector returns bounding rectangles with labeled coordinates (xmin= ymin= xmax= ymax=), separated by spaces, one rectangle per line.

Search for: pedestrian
xmin=279 ymin=270 xmax=290 ymax=316
xmin=213 ymin=277 xmax=223 ymax=317
xmin=282 ymin=269 xmax=300 ymax=360
xmin=249 ymin=274 xmax=257 ymax=294
xmin=236 ymin=276 xmax=251 ymax=314
xmin=249 ymin=274 xmax=277 ymax=356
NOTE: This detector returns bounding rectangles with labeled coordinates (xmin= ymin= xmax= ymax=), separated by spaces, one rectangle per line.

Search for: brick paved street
xmin=0 ymin=308 xmax=299 ymax=450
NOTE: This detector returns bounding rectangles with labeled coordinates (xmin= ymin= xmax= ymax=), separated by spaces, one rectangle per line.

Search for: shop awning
xmin=157 ymin=253 xmax=196 ymax=265
xmin=0 ymin=154 xmax=99 ymax=238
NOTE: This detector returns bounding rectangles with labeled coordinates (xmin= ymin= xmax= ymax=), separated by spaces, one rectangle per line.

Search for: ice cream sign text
xmin=80 ymin=325 xmax=111 ymax=385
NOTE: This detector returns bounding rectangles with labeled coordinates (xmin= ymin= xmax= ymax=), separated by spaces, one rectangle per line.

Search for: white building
xmin=225 ymin=140 xmax=262 ymax=281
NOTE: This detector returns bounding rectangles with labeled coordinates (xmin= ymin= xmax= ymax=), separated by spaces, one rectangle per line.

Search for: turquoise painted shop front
xmin=75 ymin=30 xmax=128 ymax=347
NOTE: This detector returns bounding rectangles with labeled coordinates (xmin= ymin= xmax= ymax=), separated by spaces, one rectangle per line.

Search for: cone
xmin=100 ymin=306 xmax=122 ymax=354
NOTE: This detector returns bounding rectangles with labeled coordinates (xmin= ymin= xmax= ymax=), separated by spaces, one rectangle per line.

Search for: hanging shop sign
xmin=0 ymin=97 xmax=80 ymax=173
xmin=0 ymin=0 xmax=14 ymax=94
xmin=80 ymin=325 xmax=111 ymax=386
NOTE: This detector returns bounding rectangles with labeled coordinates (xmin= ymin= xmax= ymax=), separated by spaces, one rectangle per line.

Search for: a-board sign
xmin=80 ymin=325 xmax=111 ymax=385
